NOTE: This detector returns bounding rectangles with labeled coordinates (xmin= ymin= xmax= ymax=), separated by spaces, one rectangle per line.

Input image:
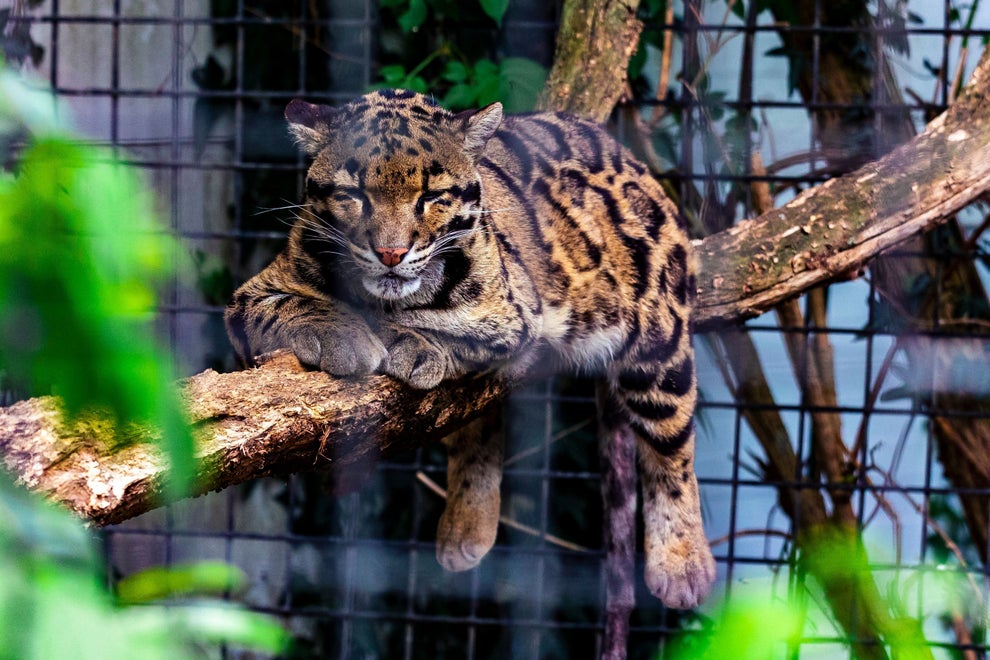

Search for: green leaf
xmin=442 ymin=60 xmax=469 ymax=83
xmin=398 ymin=0 xmax=428 ymax=32
xmin=378 ymin=64 xmax=408 ymax=85
xmin=498 ymin=57 xmax=547 ymax=112
xmin=443 ymin=82 xmax=478 ymax=110
xmin=475 ymin=77 xmax=503 ymax=107
xmin=117 ymin=562 xmax=247 ymax=604
xmin=471 ymin=58 xmax=502 ymax=106
xmin=628 ymin=41 xmax=649 ymax=80
xmin=161 ymin=606 xmax=291 ymax=653
xmin=478 ymin=0 xmax=509 ymax=26
xmin=406 ymin=75 xmax=429 ymax=93
xmin=474 ymin=58 xmax=500 ymax=79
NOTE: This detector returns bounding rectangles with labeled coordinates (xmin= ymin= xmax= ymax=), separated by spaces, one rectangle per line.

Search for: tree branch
xmin=693 ymin=45 xmax=990 ymax=329
xmin=3 ymin=48 xmax=990 ymax=528
xmin=0 ymin=352 xmax=508 ymax=525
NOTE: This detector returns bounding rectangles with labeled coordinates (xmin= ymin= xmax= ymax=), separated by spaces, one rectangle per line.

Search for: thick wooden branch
xmin=693 ymin=45 xmax=990 ymax=329
xmin=0 ymin=352 xmax=508 ymax=525
xmin=3 ymin=50 xmax=990 ymax=526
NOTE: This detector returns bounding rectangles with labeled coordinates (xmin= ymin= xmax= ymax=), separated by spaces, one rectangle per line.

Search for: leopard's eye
xmin=416 ymin=189 xmax=450 ymax=214
xmin=420 ymin=190 xmax=446 ymax=203
xmin=305 ymin=177 xmax=334 ymax=198
xmin=321 ymin=185 xmax=367 ymax=217
xmin=332 ymin=188 xmax=363 ymax=204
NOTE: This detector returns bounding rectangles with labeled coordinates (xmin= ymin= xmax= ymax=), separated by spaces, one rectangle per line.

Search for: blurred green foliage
xmin=0 ymin=138 xmax=195 ymax=494
xmin=0 ymin=475 xmax=289 ymax=658
xmin=116 ymin=561 xmax=248 ymax=605
xmin=667 ymin=538 xmax=980 ymax=660
xmin=666 ymin=587 xmax=804 ymax=659
xmin=0 ymin=65 xmax=289 ymax=658
xmin=0 ymin=69 xmax=194 ymax=496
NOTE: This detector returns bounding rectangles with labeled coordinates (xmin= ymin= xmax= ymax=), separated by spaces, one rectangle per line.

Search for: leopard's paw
xmin=435 ymin=488 xmax=500 ymax=572
xmin=288 ymin=321 xmax=387 ymax=377
xmin=644 ymin=528 xmax=716 ymax=609
xmin=382 ymin=331 xmax=448 ymax=389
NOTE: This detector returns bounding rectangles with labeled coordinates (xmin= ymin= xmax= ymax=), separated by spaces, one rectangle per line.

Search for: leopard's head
xmin=285 ymin=89 xmax=502 ymax=302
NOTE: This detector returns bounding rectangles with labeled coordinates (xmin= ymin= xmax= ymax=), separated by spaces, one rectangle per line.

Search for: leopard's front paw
xmin=382 ymin=331 xmax=448 ymax=389
xmin=287 ymin=321 xmax=387 ymax=377
xmin=644 ymin=527 xmax=716 ymax=609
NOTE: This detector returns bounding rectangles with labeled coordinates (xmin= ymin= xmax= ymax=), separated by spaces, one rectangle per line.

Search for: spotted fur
xmin=225 ymin=89 xmax=715 ymax=608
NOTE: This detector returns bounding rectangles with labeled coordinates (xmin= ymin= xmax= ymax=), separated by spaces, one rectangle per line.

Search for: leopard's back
xmin=476 ymin=111 xmax=712 ymax=607
xmin=478 ymin=113 xmax=695 ymax=375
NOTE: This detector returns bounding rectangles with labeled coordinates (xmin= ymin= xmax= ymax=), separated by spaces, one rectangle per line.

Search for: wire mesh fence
xmin=4 ymin=0 xmax=990 ymax=657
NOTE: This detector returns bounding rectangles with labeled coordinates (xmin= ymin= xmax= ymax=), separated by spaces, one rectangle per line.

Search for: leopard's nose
xmin=374 ymin=246 xmax=409 ymax=267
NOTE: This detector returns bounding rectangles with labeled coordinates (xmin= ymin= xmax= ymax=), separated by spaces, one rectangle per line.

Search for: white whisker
xmin=297 ymin=214 xmax=353 ymax=249
xmin=318 ymin=249 xmax=353 ymax=260
xmin=469 ymin=207 xmax=512 ymax=216
xmin=253 ymin=200 xmax=313 ymax=216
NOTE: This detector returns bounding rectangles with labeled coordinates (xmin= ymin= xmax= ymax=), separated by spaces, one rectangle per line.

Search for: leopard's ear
xmin=285 ymin=99 xmax=337 ymax=155
xmin=459 ymin=102 xmax=503 ymax=162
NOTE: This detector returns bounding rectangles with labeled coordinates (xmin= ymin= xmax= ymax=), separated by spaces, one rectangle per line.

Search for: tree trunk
xmin=537 ymin=0 xmax=641 ymax=122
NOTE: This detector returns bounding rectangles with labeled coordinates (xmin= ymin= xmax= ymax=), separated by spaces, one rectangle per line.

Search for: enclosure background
xmin=5 ymin=0 xmax=990 ymax=657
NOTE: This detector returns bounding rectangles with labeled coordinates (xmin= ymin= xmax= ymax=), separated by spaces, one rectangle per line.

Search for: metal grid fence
xmin=6 ymin=0 xmax=990 ymax=657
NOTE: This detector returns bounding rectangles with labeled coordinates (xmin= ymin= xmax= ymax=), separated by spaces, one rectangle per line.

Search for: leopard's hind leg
xmin=435 ymin=408 xmax=503 ymax=572
xmin=609 ymin=341 xmax=715 ymax=609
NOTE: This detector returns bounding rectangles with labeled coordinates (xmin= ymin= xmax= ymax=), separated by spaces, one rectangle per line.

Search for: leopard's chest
xmin=537 ymin=303 xmax=626 ymax=371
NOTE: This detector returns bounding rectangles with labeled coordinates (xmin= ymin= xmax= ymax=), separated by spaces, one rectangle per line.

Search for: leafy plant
xmin=666 ymin=587 xmax=804 ymax=660
xmin=374 ymin=0 xmax=546 ymax=112
xmin=666 ymin=534 xmax=981 ymax=660
xmin=0 ymin=69 xmax=195 ymax=496
xmin=380 ymin=0 xmax=510 ymax=33
xmin=0 ymin=474 xmax=290 ymax=658
xmin=376 ymin=55 xmax=546 ymax=112
xmin=0 ymin=65 xmax=290 ymax=658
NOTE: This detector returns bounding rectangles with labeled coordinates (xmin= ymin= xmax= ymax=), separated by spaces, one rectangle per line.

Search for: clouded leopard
xmin=225 ymin=89 xmax=715 ymax=608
